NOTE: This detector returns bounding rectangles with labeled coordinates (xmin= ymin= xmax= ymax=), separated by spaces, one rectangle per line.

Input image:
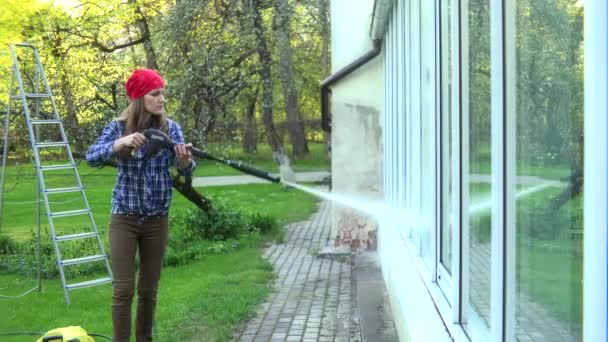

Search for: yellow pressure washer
xmin=36 ymin=326 xmax=95 ymax=342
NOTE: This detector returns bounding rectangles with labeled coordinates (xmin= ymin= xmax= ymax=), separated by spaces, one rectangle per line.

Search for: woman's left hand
xmin=175 ymin=143 xmax=193 ymax=170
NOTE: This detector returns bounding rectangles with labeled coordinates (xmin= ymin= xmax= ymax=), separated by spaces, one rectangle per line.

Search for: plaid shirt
xmin=86 ymin=119 xmax=195 ymax=217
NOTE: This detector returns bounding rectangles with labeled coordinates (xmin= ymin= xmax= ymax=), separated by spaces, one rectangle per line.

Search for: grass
xmin=0 ymin=245 xmax=274 ymax=341
xmin=0 ymin=173 xmax=318 ymax=240
xmin=0 ymin=156 xmax=321 ymax=341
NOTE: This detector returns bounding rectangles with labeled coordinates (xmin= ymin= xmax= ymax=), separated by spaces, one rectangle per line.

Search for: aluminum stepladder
xmin=1 ymin=43 xmax=112 ymax=304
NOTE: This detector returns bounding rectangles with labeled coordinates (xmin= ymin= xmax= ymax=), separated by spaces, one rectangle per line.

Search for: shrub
xmin=171 ymin=197 xmax=247 ymax=242
xmin=0 ymin=228 xmax=107 ymax=279
xmin=166 ymin=199 xmax=281 ymax=266
xmin=0 ymin=234 xmax=19 ymax=255
xmin=247 ymin=212 xmax=279 ymax=235
xmin=1 ymin=199 xmax=283 ymax=277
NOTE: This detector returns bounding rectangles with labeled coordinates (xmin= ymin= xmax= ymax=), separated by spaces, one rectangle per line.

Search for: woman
xmin=86 ymin=68 xmax=194 ymax=341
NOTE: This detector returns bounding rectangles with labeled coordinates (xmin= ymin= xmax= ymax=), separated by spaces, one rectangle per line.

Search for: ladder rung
xmin=46 ymin=186 xmax=83 ymax=194
xmin=11 ymin=93 xmax=51 ymax=99
xmin=40 ymin=164 xmax=77 ymax=171
xmin=56 ymin=232 xmax=98 ymax=242
xmin=51 ymin=209 xmax=91 ymax=218
xmin=35 ymin=142 xmax=69 ymax=148
xmin=31 ymin=119 xmax=61 ymax=125
xmin=66 ymin=277 xmax=112 ymax=291
xmin=62 ymin=254 xmax=106 ymax=266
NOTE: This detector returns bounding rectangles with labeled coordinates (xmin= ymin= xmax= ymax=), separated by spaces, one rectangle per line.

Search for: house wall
xmin=329 ymin=0 xmax=384 ymax=252
xmin=331 ymin=0 xmax=604 ymax=340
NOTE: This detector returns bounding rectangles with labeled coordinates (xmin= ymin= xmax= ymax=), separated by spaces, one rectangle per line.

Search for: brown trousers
xmin=109 ymin=214 xmax=169 ymax=342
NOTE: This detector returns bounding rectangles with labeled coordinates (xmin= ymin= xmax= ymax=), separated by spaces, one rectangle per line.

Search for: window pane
xmin=420 ymin=0 xmax=434 ymax=267
xmin=463 ymin=0 xmax=492 ymax=337
xmin=440 ymin=0 xmax=453 ymax=276
xmin=405 ymin=0 xmax=414 ymax=242
xmin=514 ymin=1 xmax=584 ymax=341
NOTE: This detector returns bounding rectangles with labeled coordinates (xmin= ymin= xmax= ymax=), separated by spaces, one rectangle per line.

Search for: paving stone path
xmin=232 ymin=201 xmax=360 ymax=342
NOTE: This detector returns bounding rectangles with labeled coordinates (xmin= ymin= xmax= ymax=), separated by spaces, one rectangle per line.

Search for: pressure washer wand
xmin=143 ymin=129 xmax=281 ymax=183
xmin=189 ymin=147 xmax=280 ymax=183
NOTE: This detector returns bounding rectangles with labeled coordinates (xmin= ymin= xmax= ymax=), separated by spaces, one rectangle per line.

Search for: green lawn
xmin=0 ymin=160 xmax=321 ymax=341
xmin=0 ymin=246 xmax=274 ymax=341
xmin=0 ymin=173 xmax=319 ymax=240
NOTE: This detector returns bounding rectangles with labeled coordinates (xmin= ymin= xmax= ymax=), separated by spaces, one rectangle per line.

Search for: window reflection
xmin=514 ymin=1 xmax=584 ymax=340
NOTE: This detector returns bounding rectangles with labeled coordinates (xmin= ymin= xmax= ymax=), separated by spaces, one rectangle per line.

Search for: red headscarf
xmin=125 ymin=68 xmax=165 ymax=100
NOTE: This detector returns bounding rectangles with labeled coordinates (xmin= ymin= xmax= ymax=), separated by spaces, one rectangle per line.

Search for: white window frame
xmin=583 ymin=1 xmax=607 ymax=341
xmin=386 ymin=5 xmax=394 ymax=207
xmin=396 ymin=0 xmax=405 ymax=216
xmin=436 ymin=0 xmax=454 ymax=300
xmin=489 ymin=0 xmax=505 ymax=340
xmin=502 ymin=0 xmax=516 ymax=340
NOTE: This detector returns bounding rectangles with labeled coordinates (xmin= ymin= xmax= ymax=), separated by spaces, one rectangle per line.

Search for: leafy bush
xmin=166 ymin=199 xmax=280 ymax=266
xmin=0 ymin=197 xmax=283 ymax=277
xmin=171 ymin=197 xmax=247 ymax=242
xmin=247 ymin=212 xmax=279 ymax=235
xmin=0 ymin=234 xmax=19 ymax=255
xmin=0 ymin=229 xmax=107 ymax=279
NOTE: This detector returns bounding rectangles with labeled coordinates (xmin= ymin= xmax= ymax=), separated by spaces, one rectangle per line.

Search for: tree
xmin=161 ymin=0 xmax=258 ymax=147
xmin=274 ymin=0 xmax=309 ymax=157
xmin=243 ymin=0 xmax=287 ymax=164
xmin=128 ymin=0 xmax=160 ymax=70
xmin=241 ymin=85 xmax=259 ymax=153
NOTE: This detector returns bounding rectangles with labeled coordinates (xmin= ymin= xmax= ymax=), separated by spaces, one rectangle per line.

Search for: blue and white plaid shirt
xmin=86 ymin=119 xmax=195 ymax=217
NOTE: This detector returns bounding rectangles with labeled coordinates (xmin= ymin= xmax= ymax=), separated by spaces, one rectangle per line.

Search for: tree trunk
xmin=275 ymin=0 xmax=309 ymax=158
xmin=242 ymin=88 xmax=258 ymax=153
xmin=129 ymin=0 xmax=159 ymax=70
xmin=319 ymin=0 xmax=330 ymax=77
xmin=246 ymin=0 xmax=286 ymax=164
xmin=317 ymin=0 xmax=331 ymax=156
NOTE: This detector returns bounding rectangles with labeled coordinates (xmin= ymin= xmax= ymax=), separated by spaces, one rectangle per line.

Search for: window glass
xmin=419 ymin=0 xmax=435 ymax=267
xmin=439 ymin=0 xmax=453 ymax=277
xmin=514 ymin=1 xmax=584 ymax=340
xmin=463 ymin=0 xmax=492 ymax=337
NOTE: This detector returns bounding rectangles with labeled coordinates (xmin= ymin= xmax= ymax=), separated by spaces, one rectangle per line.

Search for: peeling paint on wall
xmin=334 ymin=207 xmax=378 ymax=250
xmin=331 ymin=101 xmax=383 ymax=251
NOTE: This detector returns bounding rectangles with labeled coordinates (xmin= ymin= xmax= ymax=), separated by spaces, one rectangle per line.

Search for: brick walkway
xmin=232 ymin=201 xmax=358 ymax=342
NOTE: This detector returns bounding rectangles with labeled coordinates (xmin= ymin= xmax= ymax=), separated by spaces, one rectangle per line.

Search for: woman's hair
xmin=117 ymin=97 xmax=167 ymax=135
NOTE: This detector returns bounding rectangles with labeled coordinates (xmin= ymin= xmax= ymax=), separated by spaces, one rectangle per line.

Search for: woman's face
xmin=143 ymin=88 xmax=166 ymax=115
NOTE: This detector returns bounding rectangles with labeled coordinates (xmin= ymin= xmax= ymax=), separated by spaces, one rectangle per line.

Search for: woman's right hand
xmin=113 ymin=133 xmax=148 ymax=152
